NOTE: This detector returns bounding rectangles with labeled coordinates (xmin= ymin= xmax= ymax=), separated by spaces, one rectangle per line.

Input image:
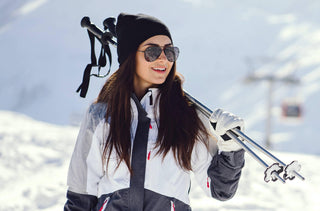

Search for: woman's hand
xmin=209 ymin=109 xmax=245 ymax=152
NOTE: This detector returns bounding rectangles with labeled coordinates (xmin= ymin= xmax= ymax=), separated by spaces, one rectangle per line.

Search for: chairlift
xmin=281 ymin=99 xmax=302 ymax=118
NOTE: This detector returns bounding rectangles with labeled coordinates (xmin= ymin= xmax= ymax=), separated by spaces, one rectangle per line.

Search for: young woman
xmin=64 ymin=13 xmax=245 ymax=211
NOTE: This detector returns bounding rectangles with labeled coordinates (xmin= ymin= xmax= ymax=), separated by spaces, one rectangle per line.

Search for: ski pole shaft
xmin=225 ymin=131 xmax=268 ymax=167
xmin=226 ymin=131 xmax=286 ymax=184
xmin=232 ymin=129 xmax=305 ymax=181
xmin=184 ymin=91 xmax=212 ymax=118
xmin=293 ymin=171 xmax=305 ymax=180
xmin=231 ymin=128 xmax=287 ymax=166
xmin=184 ymin=90 xmax=305 ymax=182
xmin=184 ymin=90 xmax=288 ymax=183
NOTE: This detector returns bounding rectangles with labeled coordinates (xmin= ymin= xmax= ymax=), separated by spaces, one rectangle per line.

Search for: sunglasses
xmin=138 ymin=46 xmax=180 ymax=62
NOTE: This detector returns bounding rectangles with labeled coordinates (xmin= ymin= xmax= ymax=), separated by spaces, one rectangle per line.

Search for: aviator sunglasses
xmin=138 ymin=45 xmax=180 ymax=62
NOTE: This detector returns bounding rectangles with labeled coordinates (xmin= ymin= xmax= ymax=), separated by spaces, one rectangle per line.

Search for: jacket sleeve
xmin=64 ymin=191 xmax=98 ymax=211
xmin=207 ymin=150 xmax=245 ymax=201
xmin=192 ymin=111 xmax=245 ymax=201
xmin=64 ymin=103 xmax=107 ymax=210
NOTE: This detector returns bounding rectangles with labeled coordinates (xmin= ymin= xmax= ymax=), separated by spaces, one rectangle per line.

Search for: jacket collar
xmin=132 ymin=88 xmax=160 ymax=120
xmin=139 ymin=88 xmax=160 ymax=108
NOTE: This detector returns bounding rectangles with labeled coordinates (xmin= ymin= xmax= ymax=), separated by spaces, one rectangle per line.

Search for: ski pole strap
xmin=89 ymin=30 xmax=97 ymax=65
xmin=104 ymin=43 xmax=112 ymax=72
xmin=76 ymin=64 xmax=93 ymax=98
xmin=77 ymin=29 xmax=112 ymax=98
xmin=76 ymin=30 xmax=97 ymax=98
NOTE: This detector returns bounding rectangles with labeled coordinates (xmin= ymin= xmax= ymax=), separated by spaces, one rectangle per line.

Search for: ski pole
xmin=231 ymin=128 xmax=305 ymax=181
xmin=184 ymin=91 xmax=284 ymax=183
xmin=81 ymin=17 xmax=117 ymax=47
xmin=184 ymin=90 xmax=304 ymax=183
xmin=226 ymin=130 xmax=285 ymax=183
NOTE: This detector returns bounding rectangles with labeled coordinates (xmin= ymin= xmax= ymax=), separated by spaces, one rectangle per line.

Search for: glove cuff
xmin=217 ymin=135 xmax=243 ymax=152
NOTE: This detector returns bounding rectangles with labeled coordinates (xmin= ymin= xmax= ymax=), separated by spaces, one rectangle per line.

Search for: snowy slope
xmin=0 ymin=111 xmax=78 ymax=210
xmin=0 ymin=111 xmax=319 ymax=211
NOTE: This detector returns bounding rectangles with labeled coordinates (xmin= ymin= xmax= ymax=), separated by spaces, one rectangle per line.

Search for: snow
xmin=1 ymin=111 xmax=319 ymax=210
xmin=0 ymin=111 xmax=77 ymax=210
xmin=1 ymin=0 xmax=320 ymax=210
xmin=190 ymin=151 xmax=320 ymax=211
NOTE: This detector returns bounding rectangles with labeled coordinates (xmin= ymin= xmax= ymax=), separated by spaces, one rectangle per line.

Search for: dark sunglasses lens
xmin=144 ymin=47 xmax=162 ymax=62
xmin=164 ymin=47 xmax=179 ymax=62
xmin=144 ymin=46 xmax=179 ymax=62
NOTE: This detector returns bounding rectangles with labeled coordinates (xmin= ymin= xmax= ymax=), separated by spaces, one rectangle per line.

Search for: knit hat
xmin=116 ymin=13 xmax=172 ymax=65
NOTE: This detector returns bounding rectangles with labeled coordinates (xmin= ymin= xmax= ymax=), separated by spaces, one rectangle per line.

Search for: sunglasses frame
xmin=137 ymin=45 xmax=179 ymax=62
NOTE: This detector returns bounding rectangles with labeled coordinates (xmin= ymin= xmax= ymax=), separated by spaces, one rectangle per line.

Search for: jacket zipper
xmin=171 ymin=200 xmax=175 ymax=211
xmin=99 ymin=196 xmax=110 ymax=211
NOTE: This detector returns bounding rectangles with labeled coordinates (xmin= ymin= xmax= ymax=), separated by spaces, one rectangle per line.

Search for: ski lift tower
xmin=245 ymin=73 xmax=300 ymax=149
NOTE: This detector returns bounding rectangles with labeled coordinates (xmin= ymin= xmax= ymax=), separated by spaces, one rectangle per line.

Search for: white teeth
xmin=153 ymin=67 xmax=166 ymax=71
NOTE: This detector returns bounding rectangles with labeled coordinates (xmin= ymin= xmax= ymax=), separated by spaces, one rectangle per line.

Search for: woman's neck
xmin=134 ymin=85 xmax=148 ymax=100
xmin=133 ymin=79 xmax=151 ymax=100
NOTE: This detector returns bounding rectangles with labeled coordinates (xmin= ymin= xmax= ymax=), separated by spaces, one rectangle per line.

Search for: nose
xmin=158 ymin=49 xmax=167 ymax=61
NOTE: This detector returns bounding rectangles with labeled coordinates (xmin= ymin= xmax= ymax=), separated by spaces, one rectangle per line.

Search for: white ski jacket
xmin=64 ymin=88 xmax=245 ymax=211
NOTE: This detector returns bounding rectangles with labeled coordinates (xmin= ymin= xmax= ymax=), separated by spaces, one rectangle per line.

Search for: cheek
xmin=136 ymin=54 xmax=149 ymax=71
xmin=169 ymin=63 xmax=174 ymax=70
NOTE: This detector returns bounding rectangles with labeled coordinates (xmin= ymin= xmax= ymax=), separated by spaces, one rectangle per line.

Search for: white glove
xmin=210 ymin=109 xmax=244 ymax=152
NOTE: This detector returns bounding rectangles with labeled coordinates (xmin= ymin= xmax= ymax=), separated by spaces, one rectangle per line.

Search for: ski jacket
xmin=64 ymin=88 xmax=245 ymax=211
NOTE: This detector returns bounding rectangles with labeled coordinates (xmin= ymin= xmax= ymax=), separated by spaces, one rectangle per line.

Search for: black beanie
xmin=116 ymin=13 xmax=172 ymax=65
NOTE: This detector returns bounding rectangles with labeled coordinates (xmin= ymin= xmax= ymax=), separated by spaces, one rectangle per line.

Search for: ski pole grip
xmin=81 ymin=16 xmax=115 ymax=46
xmin=81 ymin=16 xmax=104 ymax=40
xmin=103 ymin=17 xmax=117 ymax=38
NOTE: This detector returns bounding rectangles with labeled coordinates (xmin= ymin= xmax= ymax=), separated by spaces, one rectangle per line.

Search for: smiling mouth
xmin=152 ymin=67 xmax=166 ymax=72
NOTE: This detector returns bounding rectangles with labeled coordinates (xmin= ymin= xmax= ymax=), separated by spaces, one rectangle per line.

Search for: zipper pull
xmin=149 ymin=93 xmax=153 ymax=105
xmin=171 ymin=201 xmax=175 ymax=211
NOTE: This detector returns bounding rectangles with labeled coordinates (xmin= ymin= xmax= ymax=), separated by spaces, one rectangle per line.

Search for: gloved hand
xmin=209 ymin=109 xmax=244 ymax=152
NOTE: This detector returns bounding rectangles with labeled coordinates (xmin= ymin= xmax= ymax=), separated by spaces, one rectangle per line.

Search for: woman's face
xmin=134 ymin=35 xmax=174 ymax=94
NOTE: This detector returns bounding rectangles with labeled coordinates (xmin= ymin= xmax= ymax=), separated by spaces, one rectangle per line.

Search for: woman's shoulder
xmin=87 ymin=102 xmax=108 ymax=121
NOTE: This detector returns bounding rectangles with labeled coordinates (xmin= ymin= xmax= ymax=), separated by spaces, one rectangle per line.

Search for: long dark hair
xmin=96 ymin=53 xmax=209 ymax=172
